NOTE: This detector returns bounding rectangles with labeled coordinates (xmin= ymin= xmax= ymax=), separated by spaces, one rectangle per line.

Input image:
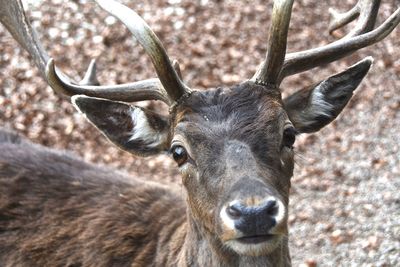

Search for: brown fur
xmin=0 ymin=130 xmax=187 ymax=267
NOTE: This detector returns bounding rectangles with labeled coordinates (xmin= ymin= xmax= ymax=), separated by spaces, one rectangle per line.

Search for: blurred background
xmin=0 ymin=0 xmax=399 ymax=265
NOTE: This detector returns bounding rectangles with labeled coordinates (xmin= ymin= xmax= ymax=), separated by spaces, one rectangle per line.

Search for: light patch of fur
xmin=273 ymin=199 xmax=286 ymax=229
xmin=224 ymin=235 xmax=281 ymax=257
xmin=297 ymin=83 xmax=335 ymax=127
xmin=220 ymin=201 xmax=239 ymax=231
xmin=129 ymin=108 xmax=166 ymax=148
xmin=309 ymin=83 xmax=334 ymax=117
xmin=280 ymin=159 xmax=285 ymax=167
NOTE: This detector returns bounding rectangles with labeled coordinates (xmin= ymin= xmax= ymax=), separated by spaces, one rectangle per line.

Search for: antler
xmin=253 ymin=0 xmax=400 ymax=86
xmin=0 ymin=0 xmax=49 ymax=79
xmin=0 ymin=0 xmax=190 ymax=104
xmin=328 ymin=0 xmax=381 ymax=37
xmin=280 ymin=0 xmax=400 ymax=82
xmin=90 ymin=0 xmax=190 ymax=102
xmin=252 ymin=0 xmax=294 ymax=86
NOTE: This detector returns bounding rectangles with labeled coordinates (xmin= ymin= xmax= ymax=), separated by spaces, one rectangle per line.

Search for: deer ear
xmin=72 ymin=96 xmax=170 ymax=156
xmin=283 ymin=57 xmax=373 ymax=133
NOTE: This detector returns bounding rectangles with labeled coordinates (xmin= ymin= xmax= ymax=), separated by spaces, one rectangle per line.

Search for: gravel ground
xmin=0 ymin=0 xmax=399 ymax=266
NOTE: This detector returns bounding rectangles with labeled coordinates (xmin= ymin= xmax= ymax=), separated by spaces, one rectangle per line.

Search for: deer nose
xmin=225 ymin=198 xmax=280 ymax=235
xmin=226 ymin=199 xmax=278 ymax=219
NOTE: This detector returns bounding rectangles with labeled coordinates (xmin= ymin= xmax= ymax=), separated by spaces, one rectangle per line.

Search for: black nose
xmin=226 ymin=199 xmax=278 ymax=235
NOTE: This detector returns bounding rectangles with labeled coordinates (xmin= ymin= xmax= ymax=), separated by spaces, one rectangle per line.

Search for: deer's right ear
xmin=72 ymin=96 xmax=170 ymax=157
xmin=283 ymin=57 xmax=373 ymax=133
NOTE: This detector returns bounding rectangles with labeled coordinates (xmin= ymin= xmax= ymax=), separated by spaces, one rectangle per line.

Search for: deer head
xmin=1 ymin=0 xmax=398 ymax=258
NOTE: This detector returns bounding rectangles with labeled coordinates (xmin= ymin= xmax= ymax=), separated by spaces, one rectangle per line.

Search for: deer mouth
xmin=236 ymin=234 xmax=275 ymax=244
xmin=223 ymin=233 xmax=282 ymax=256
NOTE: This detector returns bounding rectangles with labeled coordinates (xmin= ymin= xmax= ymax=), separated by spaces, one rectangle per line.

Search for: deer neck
xmin=177 ymin=215 xmax=291 ymax=267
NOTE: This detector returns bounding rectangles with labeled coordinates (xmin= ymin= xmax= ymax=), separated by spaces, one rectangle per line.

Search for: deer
xmin=0 ymin=0 xmax=399 ymax=266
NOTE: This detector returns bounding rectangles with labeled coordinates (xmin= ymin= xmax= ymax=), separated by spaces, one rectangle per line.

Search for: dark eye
xmin=171 ymin=145 xmax=189 ymax=166
xmin=282 ymin=127 xmax=297 ymax=148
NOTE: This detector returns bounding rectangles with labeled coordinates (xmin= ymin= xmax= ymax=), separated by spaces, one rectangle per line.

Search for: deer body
xmin=0 ymin=130 xmax=186 ymax=266
xmin=0 ymin=0 xmax=399 ymax=266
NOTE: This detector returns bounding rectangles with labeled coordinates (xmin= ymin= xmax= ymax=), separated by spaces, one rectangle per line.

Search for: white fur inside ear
xmin=309 ymin=83 xmax=334 ymax=118
xmin=293 ymin=82 xmax=335 ymax=129
xmin=128 ymin=108 xmax=167 ymax=148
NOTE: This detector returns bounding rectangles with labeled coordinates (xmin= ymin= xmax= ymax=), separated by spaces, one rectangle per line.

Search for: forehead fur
xmin=175 ymin=81 xmax=284 ymax=130
xmin=173 ymin=81 xmax=287 ymax=160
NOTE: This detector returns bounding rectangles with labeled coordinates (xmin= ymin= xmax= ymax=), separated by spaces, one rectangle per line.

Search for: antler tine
xmin=0 ymin=0 xmax=173 ymax=104
xmin=45 ymin=58 xmax=171 ymax=103
xmin=252 ymin=0 xmax=294 ymax=86
xmin=172 ymin=59 xmax=183 ymax=80
xmin=46 ymin=59 xmax=170 ymax=103
xmin=79 ymin=59 xmax=100 ymax=86
xmin=0 ymin=0 xmax=49 ymax=79
xmin=94 ymin=0 xmax=191 ymax=102
xmin=328 ymin=5 xmax=360 ymax=35
xmin=329 ymin=0 xmax=381 ymax=37
xmin=279 ymin=0 xmax=399 ymax=83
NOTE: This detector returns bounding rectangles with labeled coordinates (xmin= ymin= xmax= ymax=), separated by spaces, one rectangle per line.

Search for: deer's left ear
xmin=72 ymin=96 xmax=170 ymax=157
xmin=283 ymin=57 xmax=373 ymax=133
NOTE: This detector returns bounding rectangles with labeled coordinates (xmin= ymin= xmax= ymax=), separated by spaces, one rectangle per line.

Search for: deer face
xmin=171 ymin=83 xmax=293 ymax=256
xmin=72 ymin=58 xmax=371 ymax=256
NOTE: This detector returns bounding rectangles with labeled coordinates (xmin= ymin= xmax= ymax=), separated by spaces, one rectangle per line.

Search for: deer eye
xmin=171 ymin=145 xmax=189 ymax=166
xmin=282 ymin=127 xmax=297 ymax=149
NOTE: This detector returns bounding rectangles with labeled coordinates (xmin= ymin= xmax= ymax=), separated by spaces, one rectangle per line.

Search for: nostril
xmin=264 ymin=199 xmax=278 ymax=216
xmin=226 ymin=203 xmax=242 ymax=219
